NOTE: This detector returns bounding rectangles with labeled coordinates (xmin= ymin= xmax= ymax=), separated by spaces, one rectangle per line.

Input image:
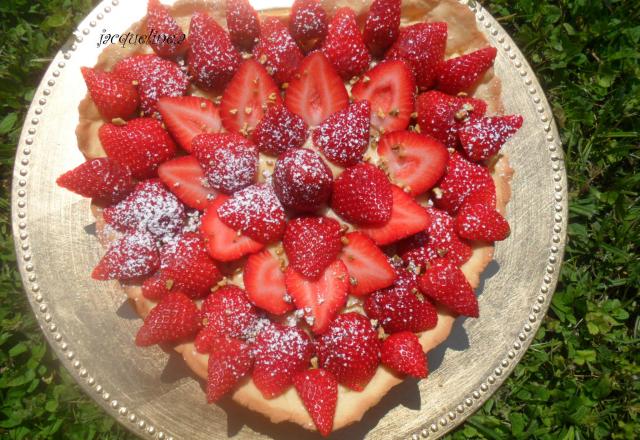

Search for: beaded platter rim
xmin=10 ymin=0 xmax=568 ymax=439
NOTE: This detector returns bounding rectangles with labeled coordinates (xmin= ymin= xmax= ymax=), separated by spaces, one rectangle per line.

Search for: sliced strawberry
xmin=226 ymin=0 xmax=260 ymax=51
xmin=458 ymin=115 xmax=523 ymax=162
xmin=251 ymin=104 xmax=308 ymax=156
xmin=289 ymin=0 xmax=327 ymax=49
xmin=253 ymin=17 xmax=303 ymax=85
xmin=377 ymin=130 xmax=448 ymax=196
xmin=80 ymin=67 xmax=139 ymax=120
xmin=455 ymin=202 xmax=510 ymax=242
xmin=135 ymin=292 xmax=201 ymax=346
xmin=92 ymin=231 xmax=159 ymax=281
xmin=146 ymin=0 xmax=188 ymax=58
xmin=156 ymin=96 xmax=223 ymax=152
xmin=364 ymin=283 xmax=438 ymax=333
xmin=220 ymin=59 xmax=282 ymax=135
xmin=381 ymin=331 xmax=428 ymax=378
xmin=200 ymin=196 xmax=264 ymax=261
xmin=339 ymin=231 xmax=396 ymax=297
xmin=284 ymin=260 xmax=349 ymax=334
xmin=283 ymin=217 xmax=342 ymax=279
xmin=284 ymin=52 xmax=349 ymax=127
xmin=351 ymin=60 xmax=414 ymax=133
xmin=158 ymin=155 xmax=219 ymax=210
xmin=418 ymin=258 xmax=478 ymax=317
xmin=436 ymin=47 xmax=498 ymax=95
xmin=243 ymin=249 xmax=293 ymax=315
xmin=321 ymin=8 xmax=371 ymax=79
xmin=363 ymin=0 xmax=401 ymax=56
xmin=313 ymin=100 xmax=371 ymax=167
xmin=293 ymin=368 xmax=338 ymax=437
xmin=207 ymin=335 xmax=254 ymax=402
xmin=360 ymin=185 xmax=430 ymax=245
xmin=201 ymin=285 xmax=259 ymax=339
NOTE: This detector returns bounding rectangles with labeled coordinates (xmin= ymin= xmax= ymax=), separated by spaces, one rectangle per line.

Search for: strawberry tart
xmin=58 ymin=0 xmax=523 ymax=435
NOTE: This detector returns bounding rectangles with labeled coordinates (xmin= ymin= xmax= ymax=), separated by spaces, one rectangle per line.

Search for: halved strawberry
xmin=253 ymin=17 xmax=303 ymax=85
xmin=200 ymin=285 xmax=259 ymax=339
xmin=377 ymin=130 xmax=448 ymax=196
xmin=220 ymin=59 xmax=282 ymax=135
xmin=339 ymin=231 xmax=396 ymax=297
xmin=284 ymin=260 xmax=349 ymax=334
xmin=135 ymin=292 xmax=201 ymax=346
xmin=458 ymin=115 xmax=523 ymax=162
xmin=80 ymin=67 xmax=139 ymax=120
xmin=243 ymin=249 xmax=293 ymax=315
xmin=293 ymin=368 xmax=338 ymax=437
xmin=363 ymin=0 xmax=401 ymax=57
xmin=158 ymin=155 xmax=219 ymax=210
xmin=381 ymin=331 xmax=428 ymax=378
xmin=360 ymin=185 xmax=430 ymax=245
xmin=146 ymin=0 xmax=188 ymax=58
xmin=226 ymin=0 xmax=261 ymax=51
xmin=321 ymin=8 xmax=371 ymax=79
xmin=284 ymin=52 xmax=349 ymax=127
xmin=91 ymin=231 xmax=159 ymax=281
xmin=436 ymin=47 xmax=498 ymax=95
xmin=351 ymin=60 xmax=414 ymax=133
xmin=200 ymin=196 xmax=264 ymax=261
xmin=157 ymin=96 xmax=223 ymax=152
xmin=289 ymin=0 xmax=327 ymax=49
xmin=207 ymin=335 xmax=254 ymax=402
xmin=455 ymin=202 xmax=510 ymax=242
xmin=418 ymin=258 xmax=478 ymax=317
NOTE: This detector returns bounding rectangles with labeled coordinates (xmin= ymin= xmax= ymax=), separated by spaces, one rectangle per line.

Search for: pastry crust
xmin=80 ymin=0 xmax=513 ymax=432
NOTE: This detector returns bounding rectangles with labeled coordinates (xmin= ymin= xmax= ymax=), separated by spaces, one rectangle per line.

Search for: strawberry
xmin=135 ymin=292 xmax=201 ymax=346
xmin=458 ymin=115 xmax=523 ymax=162
xmin=252 ymin=323 xmax=313 ymax=398
xmin=201 ymin=285 xmax=259 ymax=339
xmin=283 ymin=216 xmax=343 ymax=279
xmin=192 ymin=132 xmax=258 ymax=194
xmin=156 ymin=96 xmax=223 ymax=152
xmin=158 ymin=155 xmax=219 ymax=210
xmin=113 ymin=54 xmax=189 ymax=115
xmin=99 ymin=118 xmax=177 ymax=179
xmin=313 ymin=100 xmax=371 ymax=167
xmin=80 ymin=67 xmax=139 ymax=120
xmin=187 ymin=11 xmax=241 ymax=91
xmin=418 ymin=258 xmax=478 ymax=317
xmin=331 ymin=163 xmax=393 ymax=226
xmin=385 ymin=22 xmax=447 ymax=90
xmin=284 ymin=52 xmax=349 ymax=127
xmin=217 ymin=184 xmax=286 ymax=243
xmin=364 ymin=283 xmax=438 ymax=333
xmin=251 ymin=104 xmax=308 ymax=156
xmin=253 ymin=17 xmax=304 ymax=85
xmin=360 ymin=185 xmax=430 ymax=245
xmin=194 ymin=328 xmax=218 ymax=353
xmin=363 ymin=0 xmax=401 ymax=57
xmin=243 ymin=249 xmax=293 ymax=315
xmin=220 ymin=59 xmax=282 ymax=135
xmin=436 ymin=47 xmax=498 ymax=95
xmin=207 ymin=335 xmax=254 ymax=402
xmin=103 ymin=180 xmax=186 ymax=240
xmin=273 ymin=148 xmax=332 ymax=212
xmin=351 ymin=60 xmax=414 ymax=133
xmin=339 ymin=232 xmax=396 ymax=296
xmin=464 ymin=184 xmax=497 ymax=208
xmin=289 ymin=0 xmax=327 ymax=48
xmin=380 ymin=331 xmax=428 ymax=378
xmin=56 ymin=157 xmax=135 ymax=205
xmin=293 ymin=368 xmax=338 ymax=437
xmin=322 ymin=8 xmax=371 ymax=79
xmin=316 ymin=312 xmax=380 ymax=390
xmin=455 ymin=203 xmax=510 ymax=242
xmin=284 ymin=260 xmax=349 ymax=334
xmin=226 ymin=0 xmax=260 ymax=51
xmin=415 ymin=90 xmax=487 ymax=148
xmin=201 ymin=196 xmax=264 ymax=261
xmin=141 ymin=271 xmax=172 ymax=301
xmin=92 ymin=231 xmax=159 ymax=280
xmin=433 ymin=152 xmax=495 ymax=214
xmin=146 ymin=0 xmax=188 ymax=58
xmin=377 ymin=130 xmax=448 ymax=196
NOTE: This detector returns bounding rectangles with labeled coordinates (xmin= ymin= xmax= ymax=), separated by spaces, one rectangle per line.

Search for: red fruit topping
xmin=364 ymin=283 xmax=438 ymax=334
xmin=351 ymin=60 xmax=414 ymax=133
xmin=220 ymin=59 xmax=282 ymax=134
xmin=381 ymin=331 xmax=428 ymax=378
xmin=194 ymin=328 xmax=218 ymax=353
xmin=339 ymin=231 xmax=396 ymax=296
xmin=464 ymin=184 xmax=497 ymax=208
xmin=331 ymin=162 xmax=392 ymax=226
xmin=217 ymin=184 xmax=286 ymax=243
xmin=313 ymin=100 xmax=371 ymax=167
xmin=141 ymin=271 xmax=172 ymax=301
xmin=293 ymin=368 xmax=338 ymax=437
xmin=253 ymin=17 xmax=304 ymax=85
xmin=321 ymin=8 xmax=371 ymax=79
xmin=273 ymin=148 xmax=332 ymax=212
xmin=56 ymin=157 xmax=135 ymax=205
xmin=158 ymin=155 xmax=219 ymax=210
xmin=207 ymin=335 xmax=254 ymax=402
xmin=226 ymin=0 xmax=261 ymax=51
xmin=135 ymin=292 xmax=201 ymax=346
xmin=289 ymin=0 xmax=328 ymax=47
xmin=201 ymin=285 xmax=259 ymax=339
xmin=92 ymin=231 xmax=159 ymax=280
xmin=157 ymin=96 xmax=223 ymax=152
xmin=283 ymin=216 xmax=342 ymax=279
xmin=284 ymin=260 xmax=349 ymax=334
xmin=252 ymin=104 xmax=308 ymax=156
xmin=187 ymin=11 xmax=241 ymax=90
xmin=146 ymin=0 xmax=188 ymax=58
xmin=243 ymin=249 xmax=293 ymax=315
xmin=363 ymin=0 xmax=401 ymax=56
xmin=252 ymin=323 xmax=313 ymax=398
xmin=418 ymin=258 xmax=478 ymax=317
xmin=458 ymin=115 xmax=523 ymax=162
xmin=284 ymin=52 xmax=349 ymax=127
xmin=436 ymin=47 xmax=498 ymax=95
xmin=192 ymin=132 xmax=258 ymax=194
xmin=81 ymin=67 xmax=139 ymax=120
xmin=455 ymin=203 xmax=510 ymax=242
xmin=316 ymin=312 xmax=380 ymax=391
xmin=377 ymin=130 xmax=448 ymax=196
xmin=99 ymin=118 xmax=177 ymax=179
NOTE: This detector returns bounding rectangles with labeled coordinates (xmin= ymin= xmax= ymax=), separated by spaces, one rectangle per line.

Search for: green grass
xmin=0 ymin=0 xmax=638 ymax=438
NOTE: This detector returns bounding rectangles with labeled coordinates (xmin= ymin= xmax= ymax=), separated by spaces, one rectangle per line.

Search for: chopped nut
xmin=229 ymin=108 xmax=239 ymax=115
xmin=410 ymin=111 xmax=418 ymax=119
xmin=310 ymin=356 xmax=319 ymax=369
xmin=389 ymin=108 xmax=400 ymax=117
xmin=341 ymin=236 xmax=350 ymax=245
xmin=244 ymin=106 xmax=253 ymax=115
xmin=258 ymin=54 xmax=267 ymax=64
xmin=281 ymin=82 xmax=289 ymax=90
xmin=362 ymin=75 xmax=370 ymax=83
xmin=165 ymin=279 xmax=174 ymax=290
xmin=200 ymin=101 xmax=207 ymax=109
xmin=349 ymin=276 xmax=358 ymax=286
xmin=111 ymin=117 xmax=127 ymax=126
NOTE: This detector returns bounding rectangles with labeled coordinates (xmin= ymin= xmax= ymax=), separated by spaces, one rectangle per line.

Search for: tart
xmin=58 ymin=0 xmax=523 ymax=435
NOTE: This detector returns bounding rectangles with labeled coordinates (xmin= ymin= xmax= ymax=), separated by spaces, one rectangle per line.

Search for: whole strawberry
xmin=146 ymin=0 xmax=188 ymax=57
xmin=381 ymin=331 xmax=428 ymax=378
xmin=293 ymin=368 xmax=338 ymax=436
xmin=81 ymin=67 xmax=139 ymax=120
xmin=363 ymin=0 xmax=401 ymax=56
xmin=289 ymin=0 xmax=327 ymax=48
xmin=226 ymin=0 xmax=261 ymax=50
xmin=135 ymin=292 xmax=201 ymax=346
xmin=252 ymin=104 xmax=308 ymax=156
xmin=322 ymin=8 xmax=371 ymax=79
xmin=436 ymin=47 xmax=497 ymax=95
xmin=200 ymin=285 xmax=259 ymax=339
xmin=455 ymin=203 xmax=510 ymax=242
xmin=91 ymin=231 xmax=159 ymax=280
xmin=418 ymin=258 xmax=478 ymax=317
xmin=253 ymin=17 xmax=303 ymax=85
xmin=364 ymin=282 xmax=438 ymax=333
xmin=458 ymin=115 xmax=523 ymax=162
xmin=207 ymin=335 xmax=254 ymax=402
